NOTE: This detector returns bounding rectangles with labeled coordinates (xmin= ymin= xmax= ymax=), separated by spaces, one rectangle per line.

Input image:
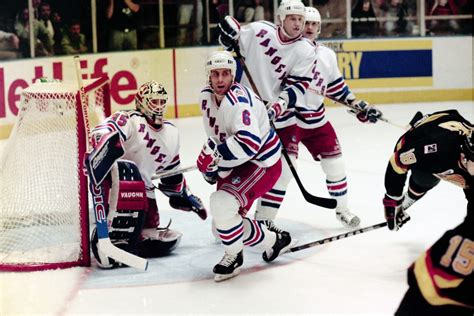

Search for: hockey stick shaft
xmin=151 ymin=165 xmax=198 ymax=180
xmin=232 ymin=46 xmax=337 ymax=209
xmin=289 ymin=222 xmax=387 ymax=252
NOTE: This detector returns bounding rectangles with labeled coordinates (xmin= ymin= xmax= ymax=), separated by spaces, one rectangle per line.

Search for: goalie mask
xmin=135 ymin=81 xmax=168 ymax=126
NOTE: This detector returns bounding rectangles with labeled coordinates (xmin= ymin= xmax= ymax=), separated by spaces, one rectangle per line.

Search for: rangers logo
xmin=231 ymin=177 xmax=241 ymax=185
xmin=424 ymin=144 xmax=437 ymax=154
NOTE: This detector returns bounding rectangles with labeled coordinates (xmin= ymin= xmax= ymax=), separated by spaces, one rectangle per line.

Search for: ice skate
xmin=336 ymin=207 xmax=360 ymax=228
xmin=262 ymin=230 xmax=295 ymax=262
xmin=262 ymin=219 xmax=285 ymax=234
xmin=213 ymin=250 xmax=243 ymax=282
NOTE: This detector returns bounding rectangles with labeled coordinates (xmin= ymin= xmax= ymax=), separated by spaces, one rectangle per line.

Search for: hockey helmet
xmin=135 ymin=80 xmax=168 ymax=125
xmin=305 ymin=7 xmax=321 ymax=35
xmin=277 ymin=0 xmax=306 ymax=25
xmin=205 ymin=51 xmax=236 ymax=78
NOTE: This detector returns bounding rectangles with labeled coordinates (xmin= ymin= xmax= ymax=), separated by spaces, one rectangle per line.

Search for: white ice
xmin=1 ymin=101 xmax=473 ymax=315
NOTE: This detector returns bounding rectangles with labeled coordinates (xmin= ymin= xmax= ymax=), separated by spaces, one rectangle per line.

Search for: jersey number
xmin=242 ymin=110 xmax=251 ymax=126
xmin=440 ymin=235 xmax=474 ymax=276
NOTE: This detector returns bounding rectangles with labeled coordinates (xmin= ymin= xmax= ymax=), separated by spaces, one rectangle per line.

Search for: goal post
xmin=0 ymin=76 xmax=110 ymax=271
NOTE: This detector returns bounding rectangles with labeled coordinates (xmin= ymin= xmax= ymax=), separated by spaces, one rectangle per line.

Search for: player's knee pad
xmin=320 ymin=156 xmax=346 ymax=181
xmin=210 ymin=190 xmax=240 ymax=222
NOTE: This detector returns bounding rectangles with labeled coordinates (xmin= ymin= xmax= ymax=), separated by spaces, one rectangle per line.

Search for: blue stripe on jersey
xmin=286 ymin=88 xmax=297 ymax=108
xmin=235 ymin=137 xmax=257 ymax=156
xmin=225 ymin=94 xmax=237 ymax=106
xmin=217 ymin=142 xmax=238 ymax=160
xmin=163 ymin=160 xmax=180 ymax=171
xmin=237 ymin=130 xmax=261 ymax=143
xmin=237 ymin=96 xmax=249 ymax=104
xmin=241 ymin=85 xmax=254 ymax=107
xmin=327 ymin=77 xmax=343 ymax=88
xmin=295 ymin=112 xmax=325 ymax=125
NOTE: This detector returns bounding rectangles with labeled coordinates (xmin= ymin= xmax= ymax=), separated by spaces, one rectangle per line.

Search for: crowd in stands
xmin=0 ymin=0 xmax=472 ymax=60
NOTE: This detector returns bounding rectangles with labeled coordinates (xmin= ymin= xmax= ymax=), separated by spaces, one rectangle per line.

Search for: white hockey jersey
xmin=238 ymin=21 xmax=315 ymax=113
xmin=277 ymin=42 xmax=356 ymax=129
xmin=91 ymin=110 xmax=182 ymax=197
xmin=199 ymin=83 xmax=281 ymax=174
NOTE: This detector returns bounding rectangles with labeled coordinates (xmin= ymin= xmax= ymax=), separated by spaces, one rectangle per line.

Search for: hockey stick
xmin=151 ymin=165 xmax=198 ymax=181
xmin=231 ymin=46 xmax=337 ymax=209
xmin=74 ymin=56 xmax=148 ymax=271
xmin=327 ymin=97 xmax=407 ymax=130
xmin=289 ymin=222 xmax=387 ymax=253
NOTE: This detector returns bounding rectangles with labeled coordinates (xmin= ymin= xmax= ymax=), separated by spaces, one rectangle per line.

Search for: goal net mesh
xmin=0 ymin=77 xmax=110 ymax=271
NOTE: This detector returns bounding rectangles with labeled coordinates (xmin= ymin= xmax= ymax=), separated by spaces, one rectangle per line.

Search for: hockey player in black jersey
xmin=382 ymin=109 xmax=473 ymax=315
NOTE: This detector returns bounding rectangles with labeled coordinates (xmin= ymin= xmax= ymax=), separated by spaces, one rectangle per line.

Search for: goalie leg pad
xmin=85 ymin=131 xmax=124 ymax=186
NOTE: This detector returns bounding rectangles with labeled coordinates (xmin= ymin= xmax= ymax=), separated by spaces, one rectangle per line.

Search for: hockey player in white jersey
xmin=196 ymin=51 xmax=295 ymax=281
xmin=86 ymin=80 xmax=207 ymax=268
xmin=255 ymin=6 xmax=383 ymax=228
xmin=218 ymin=0 xmax=316 ymax=233
xmin=218 ymin=0 xmax=315 ymax=126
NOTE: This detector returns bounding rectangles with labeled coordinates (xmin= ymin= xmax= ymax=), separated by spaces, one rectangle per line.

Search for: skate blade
xmin=214 ymin=268 xmax=241 ymax=282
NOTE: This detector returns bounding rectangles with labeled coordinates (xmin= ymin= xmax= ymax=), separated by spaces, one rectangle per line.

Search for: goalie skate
xmin=213 ymin=250 xmax=243 ymax=282
xmin=336 ymin=208 xmax=360 ymax=228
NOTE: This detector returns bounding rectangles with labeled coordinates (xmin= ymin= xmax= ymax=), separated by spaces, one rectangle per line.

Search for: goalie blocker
xmin=90 ymin=160 xmax=182 ymax=269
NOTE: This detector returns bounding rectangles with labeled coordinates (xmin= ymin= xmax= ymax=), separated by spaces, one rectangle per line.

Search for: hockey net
xmin=0 ymin=76 xmax=111 ymax=271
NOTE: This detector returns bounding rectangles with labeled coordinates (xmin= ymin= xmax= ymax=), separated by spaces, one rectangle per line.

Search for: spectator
xmin=51 ymin=11 xmax=65 ymax=54
xmin=61 ymin=20 xmax=87 ymax=55
xmin=429 ymin=0 xmax=460 ymax=34
xmin=176 ymin=1 xmax=203 ymax=46
xmin=106 ymin=0 xmax=140 ymax=51
xmin=0 ymin=30 xmax=20 ymax=59
xmin=14 ymin=7 xmax=54 ymax=57
xmin=38 ymin=2 xmax=55 ymax=42
xmin=351 ymin=0 xmax=379 ymax=37
xmin=379 ymin=0 xmax=411 ymax=35
xmin=235 ymin=0 xmax=264 ymax=23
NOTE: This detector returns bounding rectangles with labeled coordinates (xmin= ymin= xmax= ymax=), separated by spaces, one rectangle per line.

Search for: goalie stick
xmin=151 ymin=165 xmax=198 ymax=181
xmin=231 ymin=46 xmax=337 ymax=209
xmin=289 ymin=222 xmax=387 ymax=253
xmin=74 ymin=56 xmax=148 ymax=271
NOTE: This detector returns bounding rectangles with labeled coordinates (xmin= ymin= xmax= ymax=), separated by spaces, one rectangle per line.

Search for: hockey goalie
xmin=85 ymin=80 xmax=207 ymax=269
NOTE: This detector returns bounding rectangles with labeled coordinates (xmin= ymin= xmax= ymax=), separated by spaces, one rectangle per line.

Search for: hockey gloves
xmin=383 ymin=194 xmax=410 ymax=231
xmin=197 ymin=137 xmax=222 ymax=185
xmin=218 ymin=16 xmax=241 ymax=51
xmin=350 ymin=100 xmax=382 ymax=123
xmin=267 ymin=97 xmax=287 ymax=122
xmin=159 ymin=181 xmax=208 ymax=220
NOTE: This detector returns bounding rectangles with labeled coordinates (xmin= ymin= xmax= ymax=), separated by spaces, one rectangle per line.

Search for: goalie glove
xmin=383 ymin=194 xmax=410 ymax=231
xmin=218 ymin=15 xmax=241 ymax=50
xmin=349 ymin=100 xmax=382 ymax=123
xmin=158 ymin=180 xmax=207 ymax=220
xmin=197 ymin=137 xmax=221 ymax=185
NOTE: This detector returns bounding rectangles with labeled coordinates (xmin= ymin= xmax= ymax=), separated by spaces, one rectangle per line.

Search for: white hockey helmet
xmin=205 ymin=51 xmax=236 ymax=78
xmin=135 ymin=80 xmax=168 ymax=125
xmin=277 ymin=0 xmax=306 ymax=25
xmin=305 ymin=7 xmax=321 ymax=34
